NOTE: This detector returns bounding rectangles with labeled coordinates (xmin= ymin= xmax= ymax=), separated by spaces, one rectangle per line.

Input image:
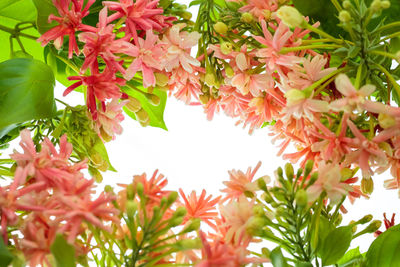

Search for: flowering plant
xmin=0 ymin=0 xmax=400 ymax=266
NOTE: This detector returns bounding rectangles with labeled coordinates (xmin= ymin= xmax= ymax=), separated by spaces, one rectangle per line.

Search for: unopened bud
xmin=358 ymin=214 xmax=373 ymax=224
xmin=135 ymin=108 xmax=150 ymax=126
xmin=241 ymin=12 xmax=253 ymax=23
xmin=136 ymin=182 xmax=144 ymax=197
xmin=126 ymin=97 xmax=142 ymax=112
xmin=199 ymin=94 xmax=210 ymax=104
xmin=146 ymin=94 xmax=160 ymax=106
xmin=90 ymin=152 xmax=108 ymax=172
xmin=246 ymin=217 xmax=268 ymax=236
xmin=379 ymin=142 xmax=393 ymax=157
xmin=381 ymin=0 xmax=390 ymax=9
xmin=361 ymin=177 xmax=374 ymax=195
xmin=295 ymin=189 xmax=308 ymax=207
xmin=104 ymin=185 xmax=114 ymax=193
xmin=127 ymin=184 xmax=135 ymax=200
xmin=173 ymin=207 xmax=187 ymax=218
xmin=339 ymin=10 xmax=351 ymax=23
xmin=155 ymin=73 xmax=169 ymax=87
xmin=213 ymin=22 xmax=228 ymax=35
xmin=181 ymin=11 xmax=192 ymax=20
xmin=224 ymin=64 xmax=234 ymax=78
xmin=167 ymin=191 xmax=178 ymax=206
xmin=308 ymin=172 xmax=318 ymax=186
xmin=253 ymin=205 xmax=265 ymax=217
xmin=262 ymin=10 xmax=271 ymax=20
xmin=221 ymin=42 xmax=233 ymax=55
xmin=284 ymin=163 xmax=294 ymax=180
xmin=99 ymin=128 xmax=113 ymax=143
xmin=205 ymin=73 xmax=217 ymax=87
xmin=126 ymin=200 xmax=138 ymax=216
xmin=304 ymin=160 xmax=314 ymax=176
xmin=262 ymin=247 xmax=270 ymax=258
xmin=371 ymin=0 xmax=382 ymax=12
xmin=366 ymin=220 xmax=382 ymax=233
xmin=285 ymin=89 xmax=306 ymax=105
xmin=276 ymin=6 xmax=305 ymax=28
xmin=182 ymin=218 xmax=201 ymax=233
xmin=174 ymin=239 xmax=201 ymax=250
xmin=350 ymin=221 xmax=358 ymax=233
xmin=343 ymin=0 xmax=352 ymax=9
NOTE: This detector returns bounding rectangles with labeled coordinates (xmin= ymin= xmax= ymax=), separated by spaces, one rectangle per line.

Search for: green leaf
xmin=0 ymin=0 xmax=43 ymax=61
xmin=32 ymin=0 xmax=58 ymax=34
xmin=270 ymin=247 xmax=289 ymax=267
xmin=365 ymin=224 xmax=400 ymax=267
xmin=337 ymin=247 xmax=364 ymax=267
xmin=123 ymin=83 xmax=168 ymax=130
xmin=293 ymin=0 xmax=343 ymax=38
xmin=0 ymin=58 xmax=56 ymax=132
xmin=389 ymin=37 xmax=400 ymax=54
xmin=316 ymin=215 xmax=335 ymax=254
xmin=0 ymin=236 xmax=13 ymax=267
xmin=50 ymin=235 xmax=76 ymax=267
xmin=295 ymin=261 xmax=313 ymax=267
xmin=320 ymin=226 xmax=353 ymax=266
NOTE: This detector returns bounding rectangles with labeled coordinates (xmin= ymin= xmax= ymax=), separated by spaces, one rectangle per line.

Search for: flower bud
xmin=127 ymin=184 xmax=135 ymax=200
xmin=155 ymin=73 xmax=169 ymax=87
xmin=366 ymin=220 xmax=382 ymax=233
xmin=135 ymin=108 xmax=150 ymax=126
xmin=181 ymin=11 xmax=192 ymax=20
xmin=146 ymin=94 xmax=160 ymax=106
xmin=99 ymin=128 xmax=113 ymax=143
xmin=276 ymin=6 xmax=305 ymax=28
xmin=241 ymin=12 xmax=253 ymax=23
xmin=104 ymin=185 xmax=114 ymax=194
xmin=136 ymin=182 xmax=144 ymax=198
xmin=285 ymin=89 xmax=306 ymax=105
xmin=295 ymin=189 xmax=308 ymax=207
xmin=358 ymin=214 xmax=373 ymax=224
xmin=379 ymin=142 xmax=393 ymax=157
xmin=173 ymin=206 xmax=187 ymax=218
xmin=307 ymin=172 xmax=319 ymax=187
xmin=343 ymin=0 xmax=352 ymax=9
xmin=361 ymin=177 xmax=374 ymax=195
xmin=262 ymin=247 xmax=270 ymax=258
xmin=221 ymin=42 xmax=233 ymax=55
xmin=246 ymin=217 xmax=268 ymax=236
xmin=284 ymin=163 xmax=294 ymax=180
xmin=182 ymin=218 xmax=201 ymax=233
xmin=304 ymin=160 xmax=314 ymax=176
xmin=253 ymin=205 xmax=265 ymax=217
xmin=205 ymin=73 xmax=217 ymax=87
xmin=167 ymin=191 xmax=178 ymax=206
xmin=126 ymin=200 xmax=138 ymax=217
xmin=381 ymin=0 xmax=390 ymax=9
xmin=90 ymin=152 xmax=109 ymax=172
xmin=262 ymin=10 xmax=271 ymax=20
xmin=371 ymin=0 xmax=382 ymax=12
xmin=169 ymin=217 xmax=184 ymax=227
xmin=174 ymin=238 xmax=201 ymax=250
xmin=199 ymin=94 xmax=210 ymax=104
xmin=126 ymin=97 xmax=141 ymax=113
xmin=213 ymin=22 xmax=228 ymax=35
xmin=339 ymin=10 xmax=351 ymax=23
xmin=224 ymin=63 xmax=234 ymax=78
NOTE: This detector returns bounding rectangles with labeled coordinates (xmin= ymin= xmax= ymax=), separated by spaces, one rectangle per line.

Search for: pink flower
xmin=178 ymin=189 xmax=221 ymax=230
xmin=221 ymin=162 xmax=265 ymax=201
xmin=38 ymin=0 xmax=96 ymax=58
xmin=330 ymin=74 xmax=376 ymax=113
xmin=79 ymin=7 xmax=135 ymax=74
xmin=239 ymin=0 xmax=278 ymax=19
xmin=306 ymin=161 xmax=353 ymax=204
xmin=162 ymin=24 xmax=201 ymax=73
xmin=103 ymin=0 xmax=173 ymax=40
xmin=169 ymin=66 xmax=203 ymax=104
xmin=92 ymin=99 xmax=128 ymax=140
xmin=253 ymin=20 xmax=301 ymax=71
xmin=124 ymin=30 xmax=165 ymax=87
xmin=64 ymin=70 xmax=126 ymax=118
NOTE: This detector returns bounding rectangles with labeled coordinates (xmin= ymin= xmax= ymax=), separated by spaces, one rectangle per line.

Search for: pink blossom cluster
xmin=194 ymin=4 xmax=400 ymax=201
xmin=0 ymin=130 xmax=118 ymax=266
xmin=39 ymin=0 xmax=203 ymax=138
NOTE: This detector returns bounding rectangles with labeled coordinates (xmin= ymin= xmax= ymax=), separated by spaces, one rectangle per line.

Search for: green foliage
xmin=0 ymin=58 xmax=56 ymax=133
xmin=123 ymin=83 xmax=168 ymax=130
xmin=337 ymin=247 xmax=364 ymax=267
xmin=270 ymin=247 xmax=290 ymax=267
xmin=50 ymin=235 xmax=76 ymax=267
xmin=319 ymin=226 xmax=353 ymax=266
xmin=0 ymin=237 xmax=13 ymax=267
xmin=0 ymin=0 xmax=43 ymax=61
xmin=293 ymin=0 xmax=341 ymax=37
xmin=365 ymin=224 xmax=400 ymax=267
xmin=31 ymin=0 xmax=58 ymax=34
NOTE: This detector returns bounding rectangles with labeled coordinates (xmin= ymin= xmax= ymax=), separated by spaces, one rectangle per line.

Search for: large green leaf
xmin=0 ymin=237 xmax=13 ymax=267
xmin=270 ymin=247 xmax=290 ymax=267
xmin=365 ymin=224 xmax=400 ymax=267
xmin=50 ymin=235 xmax=76 ymax=267
xmin=338 ymin=247 xmax=364 ymax=267
xmin=293 ymin=0 xmax=342 ymax=38
xmin=0 ymin=58 xmax=56 ymax=131
xmin=319 ymin=226 xmax=353 ymax=266
xmin=123 ymin=83 xmax=168 ymax=130
xmin=0 ymin=0 xmax=43 ymax=61
xmin=32 ymin=0 xmax=58 ymax=34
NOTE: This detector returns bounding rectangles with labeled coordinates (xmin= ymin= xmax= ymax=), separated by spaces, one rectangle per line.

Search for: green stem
xmin=301 ymin=38 xmax=334 ymax=45
xmin=280 ymin=44 xmax=342 ymax=54
xmin=304 ymin=23 xmax=351 ymax=45
xmin=382 ymin=31 xmax=400 ymax=42
xmin=304 ymin=67 xmax=349 ymax=97
xmin=0 ymin=24 xmax=38 ymax=40
xmin=369 ymin=50 xmax=398 ymax=61
xmin=330 ymin=0 xmax=342 ymax=12
xmin=54 ymin=54 xmax=80 ymax=74
xmin=354 ymin=64 xmax=363 ymax=89
xmin=373 ymin=21 xmax=400 ymax=34
xmin=373 ymin=63 xmax=400 ymax=98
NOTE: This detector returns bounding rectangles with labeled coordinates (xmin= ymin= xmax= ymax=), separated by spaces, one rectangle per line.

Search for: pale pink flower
xmin=178 ymin=189 xmax=221 ymax=230
xmin=79 ymin=7 xmax=135 ymax=74
xmin=330 ymin=74 xmax=376 ymax=113
xmin=169 ymin=66 xmax=203 ymax=104
xmin=254 ymin=20 xmax=301 ymax=71
xmin=239 ymin=0 xmax=278 ymax=19
xmin=38 ymin=0 xmax=96 ymax=58
xmin=343 ymin=119 xmax=388 ymax=178
xmin=92 ymin=99 xmax=128 ymax=139
xmin=162 ymin=24 xmax=201 ymax=73
xmin=221 ymin=162 xmax=265 ymax=201
xmin=306 ymin=161 xmax=353 ymax=204
xmin=124 ymin=30 xmax=165 ymax=87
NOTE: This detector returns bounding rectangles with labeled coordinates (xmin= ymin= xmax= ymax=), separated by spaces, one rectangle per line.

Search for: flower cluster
xmin=0 ymin=130 xmax=117 ymax=266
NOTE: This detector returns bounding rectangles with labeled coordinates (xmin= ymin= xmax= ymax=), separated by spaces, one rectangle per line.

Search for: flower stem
xmin=304 ymin=67 xmax=349 ymax=97
xmin=0 ymin=24 xmax=38 ymax=40
xmin=369 ymin=50 xmax=398 ymax=61
xmin=280 ymin=44 xmax=342 ymax=54
xmin=373 ymin=21 xmax=400 ymax=34
xmin=373 ymin=63 xmax=400 ymax=99
xmin=304 ymin=23 xmax=352 ymax=45
xmin=330 ymin=0 xmax=342 ymax=12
